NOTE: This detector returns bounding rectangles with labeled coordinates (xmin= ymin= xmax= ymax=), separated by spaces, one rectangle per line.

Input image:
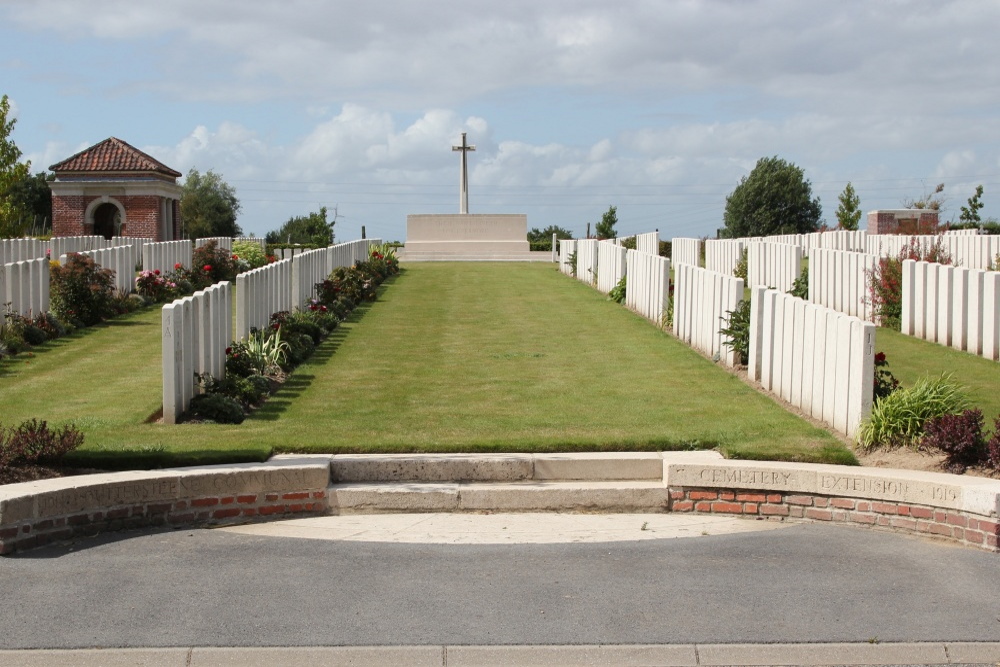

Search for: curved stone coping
xmin=0 ymin=457 xmax=331 ymax=555
xmin=3 ymin=451 xmax=1000 ymax=554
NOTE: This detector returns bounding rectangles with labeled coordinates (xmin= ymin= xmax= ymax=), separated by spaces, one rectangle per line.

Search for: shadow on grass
xmin=63 ymin=447 xmax=272 ymax=471
xmin=0 ymin=306 xmax=159 ymax=376
xmin=248 ymin=297 xmax=380 ymax=422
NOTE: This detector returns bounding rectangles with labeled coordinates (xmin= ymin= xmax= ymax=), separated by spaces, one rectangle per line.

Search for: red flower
xmin=875 ymin=352 xmax=887 ymax=364
xmin=225 ymin=347 xmax=232 ymax=355
xmin=153 ymin=269 xmax=160 ymax=275
xmin=174 ymin=263 xmax=183 ymax=270
xmin=232 ymin=254 xmax=239 ymax=260
xmin=203 ymin=264 xmax=212 ymax=272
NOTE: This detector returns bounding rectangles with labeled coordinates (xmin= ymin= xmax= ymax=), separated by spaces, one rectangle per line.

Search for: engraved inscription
xmin=178 ymin=469 xmax=307 ymax=496
xmin=36 ymin=479 xmax=179 ymax=515
xmin=699 ymin=468 xmax=793 ymax=487
xmin=819 ymin=474 xmax=959 ymax=504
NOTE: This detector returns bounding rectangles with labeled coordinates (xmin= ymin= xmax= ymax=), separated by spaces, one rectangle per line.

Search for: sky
xmin=3 ymin=0 xmax=1000 ymax=243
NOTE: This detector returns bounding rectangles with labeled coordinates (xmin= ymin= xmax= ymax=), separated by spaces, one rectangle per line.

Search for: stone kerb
xmin=663 ymin=452 xmax=1000 ymax=552
xmin=0 ymin=459 xmax=330 ymax=555
xmin=624 ymin=249 xmax=669 ymax=325
xmin=749 ymin=286 xmax=875 ymax=437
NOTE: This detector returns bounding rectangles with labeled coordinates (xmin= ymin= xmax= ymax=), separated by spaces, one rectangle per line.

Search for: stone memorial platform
xmin=402 ymin=213 xmax=546 ymax=261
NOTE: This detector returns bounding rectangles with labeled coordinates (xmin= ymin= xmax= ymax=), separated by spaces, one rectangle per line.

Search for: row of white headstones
xmin=558 ymin=229 xmax=998 ymax=439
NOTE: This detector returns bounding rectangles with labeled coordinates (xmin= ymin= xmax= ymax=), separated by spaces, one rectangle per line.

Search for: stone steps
xmin=399 ymin=251 xmax=553 ymax=262
xmin=326 ymin=453 xmax=668 ymax=514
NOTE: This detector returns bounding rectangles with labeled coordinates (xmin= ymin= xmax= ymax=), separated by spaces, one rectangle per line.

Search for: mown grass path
xmin=0 ymin=263 xmax=848 ymax=468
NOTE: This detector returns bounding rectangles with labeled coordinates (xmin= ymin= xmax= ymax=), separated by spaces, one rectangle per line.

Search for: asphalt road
xmin=2 ymin=520 xmax=999 ymax=650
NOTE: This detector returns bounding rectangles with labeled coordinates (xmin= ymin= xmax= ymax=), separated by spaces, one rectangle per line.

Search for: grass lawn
xmin=0 ymin=262 xmax=851 ymax=469
xmin=874 ymin=327 xmax=1000 ymax=420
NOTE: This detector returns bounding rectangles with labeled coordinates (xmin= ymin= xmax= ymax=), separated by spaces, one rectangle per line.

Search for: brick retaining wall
xmin=668 ymin=488 xmax=999 ymax=551
xmin=0 ymin=459 xmax=329 ymax=555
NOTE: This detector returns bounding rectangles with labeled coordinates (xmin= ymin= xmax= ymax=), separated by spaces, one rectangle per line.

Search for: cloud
xmin=8 ymin=0 xmax=1000 ymax=112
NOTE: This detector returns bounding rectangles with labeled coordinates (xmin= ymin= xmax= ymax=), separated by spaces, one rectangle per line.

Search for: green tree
xmin=266 ymin=206 xmax=334 ymax=246
xmin=722 ymin=156 xmax=822 ymax=238
xmin=527 ymin=225 xmax=573 ymax=243
xmin=180 ymin=168 xmax=242 ymax=239
xmin=0 ymin=94 xmax=32 ymax=238
xmin=835 ymin=181 xmax=861 ymax=231
xmin=959 ymin=184 xmax=984 ymax=226
xmin=594 ymin=205 xmax=617 ymax=239
xmin=7 ymin=171 xmax=52 ymax=234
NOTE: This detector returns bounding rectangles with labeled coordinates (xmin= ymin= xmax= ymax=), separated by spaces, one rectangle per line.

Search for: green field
xmin=1 ymin=262 xmax=853 ymax=469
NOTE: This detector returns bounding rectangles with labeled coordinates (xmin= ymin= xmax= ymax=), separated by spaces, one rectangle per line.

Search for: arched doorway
xmin=93 ymin=202 xmax=121 ymax=240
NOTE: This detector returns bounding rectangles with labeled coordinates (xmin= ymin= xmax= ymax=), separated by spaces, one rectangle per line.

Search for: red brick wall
xmin=52 ymin=195 xmax=88 ymax=237
xmin=51 ymin=194 xmax=171 ymax=241
xmin=669 ymin=487 xmax=999 ymax=552
xmin=121 ymin=195 xmax=162 ymax=240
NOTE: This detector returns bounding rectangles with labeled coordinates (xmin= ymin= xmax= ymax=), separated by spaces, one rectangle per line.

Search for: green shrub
xmin=857 ymin=374 xmax=971 ymax=450
xmin=232 ymin=240 xmax=268 ymax=269
xmin=50 ymin=253 xmax=116 ymax=326
xmin=719 ymin=299 xmax=751 ymax=365
xmin=789 ymin=265 xmax=808 ymax=299
xmin=867 ymin=237 xmax=952 ymax=329
xmin=188 ymin=393 xmax=245 ymax=424
xmin=0 ymin=419 xmax=84 ymax=470
xmin=733 ymin=248 xmax=748 ymax=281
xmin=198 ymin=373 xmax=271 ymax=407
xmin=609 ymin=275 xmax=627 ymax=304
xmin=922 ymin=409 xmax=987 ymax=471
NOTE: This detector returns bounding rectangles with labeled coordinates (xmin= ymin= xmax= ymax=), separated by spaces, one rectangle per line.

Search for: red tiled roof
xmin=49 ymin=137 xmax=182 ymax=177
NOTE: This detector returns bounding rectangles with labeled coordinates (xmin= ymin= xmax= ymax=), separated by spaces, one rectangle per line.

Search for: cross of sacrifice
xmin=452 ymin=132 xmax=476 ymax=214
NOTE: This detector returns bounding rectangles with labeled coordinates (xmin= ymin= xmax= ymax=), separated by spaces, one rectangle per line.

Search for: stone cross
xmin=452 ymin=132 xmax=476 ymax=214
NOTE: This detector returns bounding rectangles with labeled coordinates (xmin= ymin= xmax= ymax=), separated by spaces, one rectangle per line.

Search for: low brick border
xmin=663 ymin=451 xmax=1000 ymax=552
xmin=669 ymin=488 xmax=999 ymax=551
xmin=0 ymin=457 xmax=330 ymax=555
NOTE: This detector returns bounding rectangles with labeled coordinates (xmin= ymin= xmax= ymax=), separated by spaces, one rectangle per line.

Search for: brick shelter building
xmin=866 ymin=209 xmax=940 ymax=235
xmin=49 ymin=137 xmax=183 ymax=241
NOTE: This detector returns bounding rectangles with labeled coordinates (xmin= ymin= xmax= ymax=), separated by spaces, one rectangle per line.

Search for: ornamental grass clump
xmin=857 ymin=374 xmax=971 ymax=450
